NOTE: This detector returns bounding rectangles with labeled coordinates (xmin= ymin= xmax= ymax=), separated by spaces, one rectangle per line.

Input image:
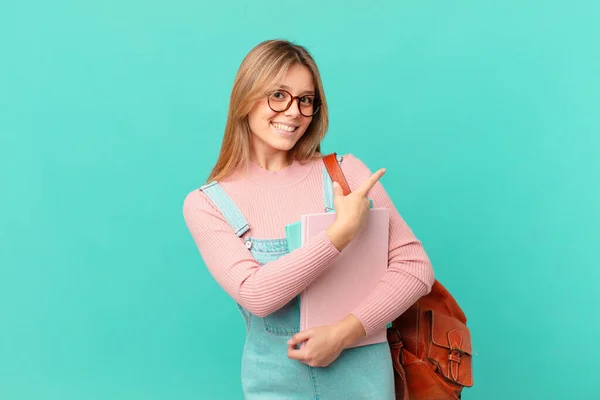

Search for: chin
xmin=268 ymin=139 xmax=298 ymax=152
xmin=267 ymin=130 xmax=306 ymax=149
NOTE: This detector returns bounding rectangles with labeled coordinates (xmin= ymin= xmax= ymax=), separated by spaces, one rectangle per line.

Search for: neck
xmin=249 ymin=149 xmax=292 ymax=172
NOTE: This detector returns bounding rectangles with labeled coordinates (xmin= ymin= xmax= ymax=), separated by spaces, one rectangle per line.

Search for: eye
xmin=300 ymin=96 xmax=314 ymax=105
xmin=270 ymin=91 xmax=287 ymax=101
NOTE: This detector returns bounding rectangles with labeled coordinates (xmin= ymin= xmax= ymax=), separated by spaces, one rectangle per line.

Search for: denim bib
xmin=199 ymin=155 xmax=394 ymax=399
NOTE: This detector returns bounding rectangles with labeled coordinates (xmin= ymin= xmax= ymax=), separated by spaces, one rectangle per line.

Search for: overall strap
xmin=322 ymin=154 xmax=345 ymax=212
xmin=198 ymin=181 xmax=250 ymax=237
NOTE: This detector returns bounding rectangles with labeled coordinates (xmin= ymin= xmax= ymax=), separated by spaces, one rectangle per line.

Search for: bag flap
xmin=429 ymin=310 xmax=472 ymax=355
xmin=427 ymin=310 xmax=473 ymax=387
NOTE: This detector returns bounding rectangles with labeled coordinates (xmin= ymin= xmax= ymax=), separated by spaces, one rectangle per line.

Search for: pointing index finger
xmin=356 ymin=168 xmax=386 ymax=196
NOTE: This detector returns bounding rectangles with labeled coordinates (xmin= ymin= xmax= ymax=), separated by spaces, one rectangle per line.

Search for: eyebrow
xmin=280 ymin=84 xmax=315 ymax=96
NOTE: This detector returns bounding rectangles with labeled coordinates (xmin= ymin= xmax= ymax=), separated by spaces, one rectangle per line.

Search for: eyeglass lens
xmin=268 ymin=90 xmax=319 ymax=116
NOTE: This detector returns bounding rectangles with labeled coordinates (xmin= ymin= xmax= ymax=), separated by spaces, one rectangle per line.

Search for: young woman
xmin=183 ymin=39 xmax=435 ymax=399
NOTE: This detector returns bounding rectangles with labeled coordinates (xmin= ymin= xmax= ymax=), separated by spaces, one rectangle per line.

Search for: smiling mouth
xmin=271 ymin=122 xmax=298 ymax=133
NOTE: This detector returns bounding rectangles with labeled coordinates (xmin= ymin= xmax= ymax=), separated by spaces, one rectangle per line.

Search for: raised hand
xmin=325 ymin=168 xmax=386 ymax=251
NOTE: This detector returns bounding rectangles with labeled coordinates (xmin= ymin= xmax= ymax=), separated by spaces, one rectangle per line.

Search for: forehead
xmin=277 ymin=64 xmax=315 ymax=94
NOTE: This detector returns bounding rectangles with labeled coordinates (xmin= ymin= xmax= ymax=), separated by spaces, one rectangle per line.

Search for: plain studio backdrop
xmin=1 ymin=1 xmax=598 ymax=399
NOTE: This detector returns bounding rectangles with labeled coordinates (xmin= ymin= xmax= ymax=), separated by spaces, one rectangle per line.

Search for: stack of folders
xmin=285 ymin=201 xmax=390 ymax=349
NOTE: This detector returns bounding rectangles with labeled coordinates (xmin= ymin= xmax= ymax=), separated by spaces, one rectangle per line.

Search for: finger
xmin=287 ymin=345 xmax=308 ymax=361
xmin=287 ymin=341 xmax=304 ymax=354
xmin=288 ymin=330 xmax=312 ymax=346
xmin=356 ymin=168 xmax=386 ymax=196
xmin=332 ymin=181 xmax=344 ymax=197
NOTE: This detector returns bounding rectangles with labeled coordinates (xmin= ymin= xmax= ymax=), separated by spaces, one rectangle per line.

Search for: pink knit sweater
xmin=182 ymin=153 xmax=435 ymax=336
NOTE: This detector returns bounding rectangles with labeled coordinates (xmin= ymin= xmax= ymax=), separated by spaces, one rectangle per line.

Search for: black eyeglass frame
xmin=266 ymin=89 xmax=322 ymax=117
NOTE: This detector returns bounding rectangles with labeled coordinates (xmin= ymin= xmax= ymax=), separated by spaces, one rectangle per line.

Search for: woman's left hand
xmin=287 ymin=314 xmax=366 ymax=367
xmin=286 ymin=325 xmax=344 ymax=367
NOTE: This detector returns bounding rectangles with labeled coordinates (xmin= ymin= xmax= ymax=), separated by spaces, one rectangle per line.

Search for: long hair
xmin=205 ymin=39 xmax=329 ymax=184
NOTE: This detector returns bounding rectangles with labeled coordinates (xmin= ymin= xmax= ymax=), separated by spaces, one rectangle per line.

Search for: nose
xmin=284 ymin=97 xmax=302 ymax=118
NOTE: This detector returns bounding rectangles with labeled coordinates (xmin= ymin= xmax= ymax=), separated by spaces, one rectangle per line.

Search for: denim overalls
xmin=199 ymin=156 xmax=395 ymax=400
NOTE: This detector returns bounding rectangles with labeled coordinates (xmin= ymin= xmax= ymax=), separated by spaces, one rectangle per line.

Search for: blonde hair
xmin=206 ymin=39 xmax=329 ymax=184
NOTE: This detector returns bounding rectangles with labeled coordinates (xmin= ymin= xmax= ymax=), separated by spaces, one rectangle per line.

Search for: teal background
xmin=1 ymin=0 xmax=598 ymax=399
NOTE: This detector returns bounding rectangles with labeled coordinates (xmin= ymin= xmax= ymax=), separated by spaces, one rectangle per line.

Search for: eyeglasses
xmin=267 ymin=89 xmax=321 ymax=117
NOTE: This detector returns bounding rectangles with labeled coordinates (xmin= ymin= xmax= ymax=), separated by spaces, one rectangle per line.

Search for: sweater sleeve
xmin=341 ymin=154 xmax=436 ymax=336
xmin=182 ymin=189 xmax=341 ymax=318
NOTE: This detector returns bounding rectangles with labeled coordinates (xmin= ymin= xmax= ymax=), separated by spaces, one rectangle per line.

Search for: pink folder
xmin=300 ymin=208 xmax=390 ymax=348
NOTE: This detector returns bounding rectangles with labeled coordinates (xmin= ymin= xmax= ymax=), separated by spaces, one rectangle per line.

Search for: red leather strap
xmin=387 ymin=329 xmax=410 ymax=400
xmin=323 ymin=153 xmax=351 ymax=196
xmin=447 ymin=329 xmax=464 ymax=382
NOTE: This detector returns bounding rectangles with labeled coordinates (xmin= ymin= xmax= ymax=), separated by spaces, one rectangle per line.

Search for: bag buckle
xmin=448 ymin=347 xmax=465 ymax=363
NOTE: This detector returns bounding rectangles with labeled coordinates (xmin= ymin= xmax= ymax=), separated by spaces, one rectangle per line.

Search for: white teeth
xmin=271 ymin=123 xmax=296 ymax=132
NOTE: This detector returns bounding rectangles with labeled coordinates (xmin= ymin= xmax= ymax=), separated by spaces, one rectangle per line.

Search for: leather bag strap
xmin=323 ymin=153 xmax=351 ymax=196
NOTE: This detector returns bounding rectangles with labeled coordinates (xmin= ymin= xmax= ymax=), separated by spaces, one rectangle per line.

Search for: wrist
xmin=326 ymin=223 xmax=353 ymax=251
xmin=332 ymin=314 xmax=367 ymax=349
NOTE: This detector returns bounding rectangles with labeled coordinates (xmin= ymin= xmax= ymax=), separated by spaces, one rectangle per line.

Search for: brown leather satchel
xmin=323 ymin=153 xmax=473 ymax=400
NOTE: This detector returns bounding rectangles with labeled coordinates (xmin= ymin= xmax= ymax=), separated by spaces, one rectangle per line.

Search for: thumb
xmin=288 ymin=329 xmax=313 ymax=346
xmin=332 ymin=181 xmax=344 ymax=197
